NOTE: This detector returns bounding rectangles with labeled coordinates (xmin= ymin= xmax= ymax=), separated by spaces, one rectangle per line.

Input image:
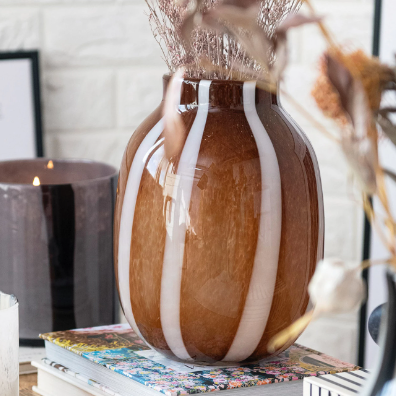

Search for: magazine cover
xmin=41 ymin=324 xmax=149 ymax=355
xmin=40 ymin=324 xmax=359 ymax=395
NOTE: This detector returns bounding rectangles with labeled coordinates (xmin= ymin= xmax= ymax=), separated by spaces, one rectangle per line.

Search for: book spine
xmin=41 ymin=358 xmax=122 ymax=396
xmin=303 ymin=370 xmax=370 ymax=396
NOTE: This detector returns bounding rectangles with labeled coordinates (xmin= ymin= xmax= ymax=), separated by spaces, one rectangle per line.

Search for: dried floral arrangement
xmin=145 ymin=0 xmax=302 ymax=79
xmin=148 ymin=0 xmax=396 ymax=351
xmin=267 ymin=13 xmax=396 ymax=351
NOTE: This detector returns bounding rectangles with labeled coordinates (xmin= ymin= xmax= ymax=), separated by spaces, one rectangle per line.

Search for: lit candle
xmin=0 ymin=159 xmax=118 ymax=345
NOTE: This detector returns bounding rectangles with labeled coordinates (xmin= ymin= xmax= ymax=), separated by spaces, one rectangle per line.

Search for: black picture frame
xmin=357 ymin=0 xmax=382 ymax=367
xmin=0 ymin=50 xmax=44 ymax=158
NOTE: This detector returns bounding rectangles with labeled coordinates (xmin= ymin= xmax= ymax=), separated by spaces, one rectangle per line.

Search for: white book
xmin=303 ymin=369 xmax=370 ymax=396
xmin=31 ymin=359 xmax=303 ymax=396
xmin=33 ymin=363 xmax=109 ymax=396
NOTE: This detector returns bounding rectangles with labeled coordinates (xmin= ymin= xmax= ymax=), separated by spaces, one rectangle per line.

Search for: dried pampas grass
xmin=145 ymin=0 xmax=302 ymax=79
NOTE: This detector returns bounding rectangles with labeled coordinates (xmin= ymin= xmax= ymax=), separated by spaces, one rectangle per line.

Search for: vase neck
xmin=162 ymin=74 xmax=277 ymax=110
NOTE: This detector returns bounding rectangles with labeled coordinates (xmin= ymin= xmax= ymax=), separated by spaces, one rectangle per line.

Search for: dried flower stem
xmin=280 ymin=88 xmax=340 ymax=142
xmin=362 ymin=192 xmax=395 ymax=255
xmin=268 ymin=0 xmax=396 ymax=355
xmin=360 ymin=257 xmax=393 ymax=271
xmin=375 ymin=167 xmax=396 ymax=255
xmin=303 ymin=0 xmax=336 ymax=48
xmin=304 ymin=0 xmax=396 ymax=268
xmin=268 ymin=310 xmax=316 ymax=353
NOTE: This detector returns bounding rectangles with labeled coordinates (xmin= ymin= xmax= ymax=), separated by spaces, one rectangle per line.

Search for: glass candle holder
xmin=0 ymin=159 xmax=118 ymax=345
xmin=0 ymin=292 xmax=19 ymax=396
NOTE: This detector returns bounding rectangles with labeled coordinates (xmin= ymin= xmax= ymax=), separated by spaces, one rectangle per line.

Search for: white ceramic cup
xmin=0 ymin=292 xmax=19 ymax=395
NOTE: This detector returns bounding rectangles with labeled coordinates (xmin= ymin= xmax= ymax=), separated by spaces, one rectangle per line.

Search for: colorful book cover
xmin=41 ymin=324 xmax=148 ymax=355
xmin=40 ymin=324 xmax=359 ymax=396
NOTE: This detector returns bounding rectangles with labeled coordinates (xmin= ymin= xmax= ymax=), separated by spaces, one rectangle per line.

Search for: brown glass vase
xmin=114 ymin=75 xmax=324 ymax=364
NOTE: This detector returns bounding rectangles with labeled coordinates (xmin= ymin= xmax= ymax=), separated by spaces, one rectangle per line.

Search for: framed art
xmin=0 ymin=51 xmax=44 ymax=160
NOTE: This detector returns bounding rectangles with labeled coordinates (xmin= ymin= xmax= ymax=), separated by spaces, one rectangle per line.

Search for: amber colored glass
xmin=114 ymin=75 xmax=324 ymax=364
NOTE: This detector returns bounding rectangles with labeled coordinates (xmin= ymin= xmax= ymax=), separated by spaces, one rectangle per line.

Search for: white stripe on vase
xmin=222 ymin=81 xmax=282 ymax=362
xmin=160 ymin=80 xmax=212 ymax=361
xmin=118 ymin=118 xmax=164 ymax=345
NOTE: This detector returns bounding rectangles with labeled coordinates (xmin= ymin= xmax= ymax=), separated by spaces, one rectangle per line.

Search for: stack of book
xmin=31 ymin=324 xmax=360 ymax=396
xmin=304 ymin=369 xmax=370 ymax=395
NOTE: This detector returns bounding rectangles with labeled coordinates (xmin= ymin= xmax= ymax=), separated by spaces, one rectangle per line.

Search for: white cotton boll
xmin=308 ymin=258 xmax=366 ymax=314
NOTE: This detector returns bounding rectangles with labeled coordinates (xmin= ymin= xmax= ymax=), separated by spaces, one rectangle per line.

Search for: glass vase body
xmin=114 ymin=75 xmax=324 ymax=364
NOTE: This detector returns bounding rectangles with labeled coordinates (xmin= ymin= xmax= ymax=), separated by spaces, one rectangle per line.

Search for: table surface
xmin=20 ymin=373 xmax=37 ymax=394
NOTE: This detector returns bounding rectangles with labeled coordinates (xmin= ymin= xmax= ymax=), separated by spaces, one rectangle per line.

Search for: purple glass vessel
xmin=0 ymin=159 xmax=118 ymax=345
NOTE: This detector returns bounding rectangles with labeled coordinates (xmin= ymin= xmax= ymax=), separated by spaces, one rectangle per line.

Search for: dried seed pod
xmin=309 ymin=258 xmax=366 ymax=314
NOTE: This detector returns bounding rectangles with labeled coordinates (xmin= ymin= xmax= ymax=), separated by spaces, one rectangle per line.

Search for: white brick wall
xmin=0 ymin=0 xmax=166 ymax=169
xmin=0 ymin=0 xmax=373 ymax=364
xmin=43 ymin=70 xmax=114 ymax=130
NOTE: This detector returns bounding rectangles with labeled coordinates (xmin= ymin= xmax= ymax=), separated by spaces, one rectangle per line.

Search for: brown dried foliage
xmin=312 ymin=49 xmax=395 ymax=126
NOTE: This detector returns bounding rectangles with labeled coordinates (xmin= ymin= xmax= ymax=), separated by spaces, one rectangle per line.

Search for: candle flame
xmin=47 ymin=160 xmax=54 ymax=169
xmin=33 ymin=176 xmax=40 ymax=186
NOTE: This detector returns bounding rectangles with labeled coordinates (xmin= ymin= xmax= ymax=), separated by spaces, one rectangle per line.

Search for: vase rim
xmin=163 ymin=73 xmax=248 ymax=85
xmin=162 ymin=73 xmax=274 ymax=108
